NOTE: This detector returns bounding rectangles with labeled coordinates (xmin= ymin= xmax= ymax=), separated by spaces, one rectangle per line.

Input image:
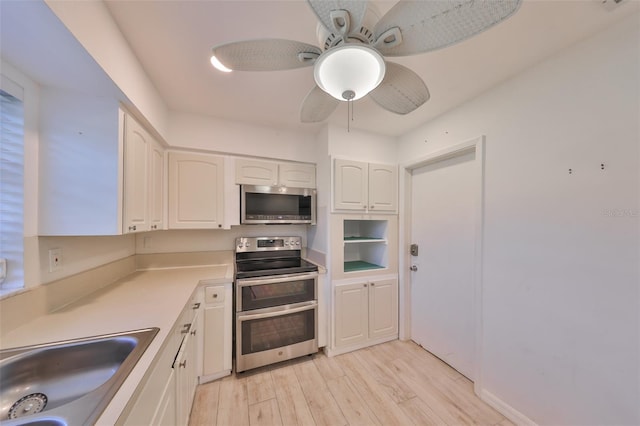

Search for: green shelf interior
xmin=344 ymin=261 xmax=385 ymax=272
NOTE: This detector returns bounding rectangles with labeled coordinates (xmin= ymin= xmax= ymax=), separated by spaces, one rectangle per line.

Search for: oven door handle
xmin=237 ymin=301 xmax=317 ymax=321
xmin=236 ymin=272 xmax=318 ymax=287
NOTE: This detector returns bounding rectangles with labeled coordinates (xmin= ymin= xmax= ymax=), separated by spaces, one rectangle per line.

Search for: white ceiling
xmin=103 ymin=0 xmax=638 ymax=137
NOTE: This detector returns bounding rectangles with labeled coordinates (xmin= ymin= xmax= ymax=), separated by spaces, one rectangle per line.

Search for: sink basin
xmin=0 ymin=328 xmax=158 ymax=425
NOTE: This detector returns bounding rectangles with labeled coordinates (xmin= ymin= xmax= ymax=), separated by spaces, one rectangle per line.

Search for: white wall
xmin=328 ymin=124 xmax=398 ymax=163
xmin=307 ymin=125 xmax=330 ymax=259
xmin=0 ymin=59 xmax=136 ymax=291
xmin=167 ymin=112 xmax=318 ymax=163
xmin=398 ymin=14 xmax=639 ymax=425
xmin=135 ymin=226 xmax=308 ymax=254
xmin=44 ymin=0 xmax=170 ymax=141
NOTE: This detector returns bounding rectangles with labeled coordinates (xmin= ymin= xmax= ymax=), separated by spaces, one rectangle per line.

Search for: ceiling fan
xmin=210 ymin=0 xmax=522 ymax=123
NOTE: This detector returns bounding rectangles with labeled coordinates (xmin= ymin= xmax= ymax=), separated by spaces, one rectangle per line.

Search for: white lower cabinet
xmin=119 ymin=294 xmax=201 ymax=426
xmin=201 ymin=283 xmax=233 ymax=382
xmin=152 ymin=369 xmax=176 ymax=425
xmin=334 ymin=276 xmax=398 ymax=352
xmin=175 ymin=307 xmax=199 ymax=426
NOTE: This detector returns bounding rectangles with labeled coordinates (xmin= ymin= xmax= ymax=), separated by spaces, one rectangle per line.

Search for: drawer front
xmin=205 ymin=285 xmax=225 ymax=304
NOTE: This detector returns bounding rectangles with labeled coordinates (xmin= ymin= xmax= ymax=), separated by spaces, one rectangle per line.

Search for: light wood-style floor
xmin=189 ymin=340 xmax=513 ymax=426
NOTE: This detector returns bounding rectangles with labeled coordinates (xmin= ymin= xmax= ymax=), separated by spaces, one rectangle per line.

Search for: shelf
xmin=344 ymin=237 xmax=387 ymax=244
xmin=344 ymin=261 xmax=385 ymax=273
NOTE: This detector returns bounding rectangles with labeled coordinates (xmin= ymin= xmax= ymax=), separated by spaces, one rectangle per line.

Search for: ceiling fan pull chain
xmin=351 ymin=98 xmax=354 ymax=122
xmin=347 ymin=98 xmax=350 ymax=132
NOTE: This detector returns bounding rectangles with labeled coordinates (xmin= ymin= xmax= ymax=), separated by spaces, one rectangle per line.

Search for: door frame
xmin=398 ymin=135 xmax=485 ymax=393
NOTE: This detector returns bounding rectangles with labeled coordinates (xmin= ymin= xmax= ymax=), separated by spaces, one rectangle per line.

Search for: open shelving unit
xmin=343 ymin=219 xmax=388 ymax=273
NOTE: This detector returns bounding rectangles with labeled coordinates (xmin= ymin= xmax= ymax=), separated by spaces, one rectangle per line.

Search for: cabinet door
xmin=151 ymin=369 xmax=176 ymax=426
xmin=203 ymin=304 xmax=225 ymax=376
xmin=123 ymin=115 xmax=150 ymax=233
xmin=169 ymin=152 xmax=224 ymax=229
xmin=175 ymin=318 xmax=198 ymax=426
xmin=334 ymin=159 xmax=368 ymax=211
xmin=279 ymin=163 xmax=316 ymax=188
xmin=368 ymin=163 xmax=397 ymax=212
xmin=335 ymin=282 xmax=369 ymax=347
xmin=369 ymin=278 xmax=398 ymax=339
xmin=148 ymin=138 xmax=164 ymax=230
xmin=235 ymin=159 xmax=278 ymax=186
xmin=174 ymin=333 xmax=190 ymax=426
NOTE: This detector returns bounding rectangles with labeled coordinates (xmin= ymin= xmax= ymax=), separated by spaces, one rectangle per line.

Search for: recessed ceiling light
xmin=210 ymin=55 xmax=232 ymax=73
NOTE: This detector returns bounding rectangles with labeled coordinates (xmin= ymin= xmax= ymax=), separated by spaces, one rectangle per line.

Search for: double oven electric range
xmin=234 ymin=236 xmax=319 ymax=372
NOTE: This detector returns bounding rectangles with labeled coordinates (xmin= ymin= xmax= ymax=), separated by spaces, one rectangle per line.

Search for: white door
xmin=410 ymin=151 xmax=477 ymax=379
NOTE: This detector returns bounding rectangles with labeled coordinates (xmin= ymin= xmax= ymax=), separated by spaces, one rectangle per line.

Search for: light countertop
xmin=0 ymin=262 xmax=233 ymax=425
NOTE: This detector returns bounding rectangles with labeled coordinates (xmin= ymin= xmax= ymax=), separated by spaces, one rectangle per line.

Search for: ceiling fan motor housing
xmin=316 ymin=3 xmax=381 ymax=49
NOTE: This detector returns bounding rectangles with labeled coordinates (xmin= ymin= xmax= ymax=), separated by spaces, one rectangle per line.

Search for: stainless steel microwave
xmin=240 ymin=185 xmax=316 ymax=225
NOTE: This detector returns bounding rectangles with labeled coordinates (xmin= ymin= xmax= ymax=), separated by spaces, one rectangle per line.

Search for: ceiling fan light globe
xmin=313 ymin=45 xmax=385 ymax=101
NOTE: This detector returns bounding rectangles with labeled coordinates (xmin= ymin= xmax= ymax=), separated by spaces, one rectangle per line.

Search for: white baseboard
xmin=324 ymin=335 xmax=397 ymax=357
xmin=480 ymin=389 xmax=538 ymax=426
xmin=199 ymin=370 xmax=231 ymax=384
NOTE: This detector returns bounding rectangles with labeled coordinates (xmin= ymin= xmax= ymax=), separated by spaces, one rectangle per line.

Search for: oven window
xmin=241 ymin=308 xmax=315 ymax=355
xmin=241 ymin=278 xmax=315 ymax=311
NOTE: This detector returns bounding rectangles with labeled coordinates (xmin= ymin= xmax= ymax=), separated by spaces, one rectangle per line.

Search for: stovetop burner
xmin=234 ymin=236 xmax=318 ymax=279
xmin=235 ymin=257 xmax=318 ymax=279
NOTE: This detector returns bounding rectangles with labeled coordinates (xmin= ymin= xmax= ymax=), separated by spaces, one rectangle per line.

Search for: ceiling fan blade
xmin=369 ymin=62 xmax=430 ymax=115
xmin=300 ymin=85 xmax=340 ymax=123
xmin=307 ymin=1 xmax=367 ymax=38
xmin=373 ymin=0 xmax=522 ymax=57
xmin=212 ymin=39 xmax=321 ymax=71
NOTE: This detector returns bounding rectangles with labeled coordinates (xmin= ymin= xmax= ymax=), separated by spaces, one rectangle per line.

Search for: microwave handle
xmin=236 ymin=272 xmax=318 ymax=287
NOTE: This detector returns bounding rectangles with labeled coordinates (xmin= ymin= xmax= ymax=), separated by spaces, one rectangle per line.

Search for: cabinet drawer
xmin=205 ymin=286 xmax=225 ymax=304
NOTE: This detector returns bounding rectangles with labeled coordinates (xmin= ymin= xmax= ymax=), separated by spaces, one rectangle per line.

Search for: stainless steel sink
xmin=0 ymin=328 xmax=159 ymax=425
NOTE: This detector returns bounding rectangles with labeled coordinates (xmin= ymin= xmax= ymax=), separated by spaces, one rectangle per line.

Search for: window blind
xmin=0 ymin=88 xmax=24 ymax=295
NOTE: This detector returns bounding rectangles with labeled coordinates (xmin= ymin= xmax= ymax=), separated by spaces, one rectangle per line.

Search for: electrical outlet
xmin=49 ymin=248 xmax=63 ymax=273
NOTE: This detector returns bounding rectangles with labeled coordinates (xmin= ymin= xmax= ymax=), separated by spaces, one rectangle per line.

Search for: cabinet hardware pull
xmin=371 ymin=282 xmax=375 ymax=286
xmin=363 ymin=284 xmax=367 ymax=287
xmin=181 ymin=323 xmax=191 ymax=334
xmin=179 ymin=360 xmax=187 ymax=368
xmin=190 ymin=330 xmax=196 ymax=336
xmin=370 ymin=205 xmax=374 ymax=209
xmin=193 ymin=303 xmax=201 ymax=310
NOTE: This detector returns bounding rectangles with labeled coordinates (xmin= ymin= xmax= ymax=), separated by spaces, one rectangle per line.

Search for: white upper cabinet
xmin=38 ymin=89 xmax=165 ymax=236
xmin=169 ymin=152 xmax=224 ymax=229
xmin=368 ymin=163 xmax=397 ymax=212
xmin=123 ymin=114 xmax=166 ymax=234
xmin=123 ymin=116 xmax=149 ymax=233
xmin=278 ymin=163 xmax=316 ymax=188
xmin=333 ymin=159 xmax=397 ymax=213
xmin=235 ymin=159 xmax=316 ymax=188
xmin=235 ymin=159 xmax=278 ymax=186
xmin=148 ymin=139 xmax=165 ymax=230
xmin=334 ymin=159 xmax=368 ymax=211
